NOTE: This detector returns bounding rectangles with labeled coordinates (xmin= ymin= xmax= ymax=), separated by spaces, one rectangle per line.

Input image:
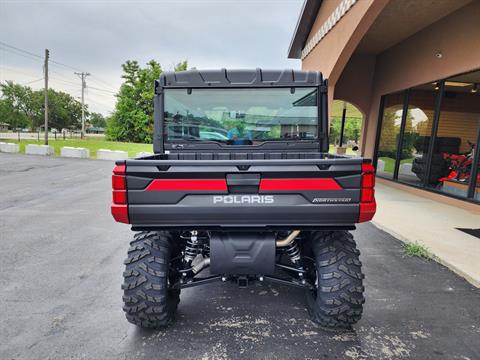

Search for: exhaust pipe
xmin=276 ymin=230 xmax=300 ymax=247
xmin=192 ymin=257 xmax=210 ymax=274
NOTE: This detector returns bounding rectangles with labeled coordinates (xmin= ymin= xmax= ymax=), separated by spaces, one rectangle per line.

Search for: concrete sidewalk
xmin=374 ymin=179 xmax=480 ymax=287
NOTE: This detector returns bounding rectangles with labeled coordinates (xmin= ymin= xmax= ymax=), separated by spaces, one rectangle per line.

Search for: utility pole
xmin=75 ymin=72 xmax=90 ymax=138
xmin=44 ymin=49 xmax=49 ymax=145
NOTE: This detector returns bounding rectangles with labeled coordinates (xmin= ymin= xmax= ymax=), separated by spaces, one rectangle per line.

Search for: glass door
xmin=426 ymin=74 xmax=480 ymax=200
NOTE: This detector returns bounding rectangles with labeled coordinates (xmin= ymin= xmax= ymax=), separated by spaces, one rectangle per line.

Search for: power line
xmin=0 ymin=40 xmax=86 ymax=73
xmin=85 ymin=92 xmax=116 ymax=102
xmin=89 ymin=76 xmax=116 ymax=91
xmin=0 ymin=41 xmax=42 ymax=59
xmin=0 ymin=67 xmax=83 ymax=92
xmin=0 ymin=67 xmax=78 ymax=92
xmin=50 ymin=59 xmax=84 ymax=72
xmin=0 ymin=47 xmax=44 ymax=64
xmin=23 ymin=78 xmax=44 ymax=85
xmin=49 ymin=76 xmax=80 ymax=87
xmin=84 ymin=96 xmax=114 ymax=110
xmin=87 ymin=85 xmax=116 ymax=94
xmin=1 ymin=41 xmax=117 ymax=115
xmin=85 ymin=90 xmax=114 ymax=101
xmin=0 ymin=65 xmax=42 ymax=79
xmin=50 ymin=68 xmax=78 ymax=82
xmin=1 ymin=45 xmax=82 ymax=76
xmin=1 ymin=41 xmax=118 ymax=91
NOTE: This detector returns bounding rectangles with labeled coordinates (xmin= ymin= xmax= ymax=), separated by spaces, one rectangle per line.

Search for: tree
xmin=0 ymin=98 xmax=29 ymax=129
xmin=400 ymin=109 xmax=418 ymax=159
xmin=106 ymin=59 xmax=188 ymax=143
xmin=378 ymin=107 xmax=401 ymax=156
xmin=89 ymin=112 xmax=106 ymax=128
xmin=329 ymin=116 xmax=362 ymax=146
xmin=46 ymin=89 xmax=83 ymax=130
xmin=0 ymin=81 xmax=83 ymax=131
xmin=0 ymin=81 xmax=40 ymax=129
xmin=174 ymin=60 xmax=188 ymax=72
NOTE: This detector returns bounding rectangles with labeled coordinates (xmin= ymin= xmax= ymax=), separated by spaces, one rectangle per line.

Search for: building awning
xmin=288 ymin=0 xmax=322 ymax=59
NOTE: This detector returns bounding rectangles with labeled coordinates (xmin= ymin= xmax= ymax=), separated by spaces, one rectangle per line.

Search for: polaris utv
xmin=111 ymin=69 xmax=376 ymax=329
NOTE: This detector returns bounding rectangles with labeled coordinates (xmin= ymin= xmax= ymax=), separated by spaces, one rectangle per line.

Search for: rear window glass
xmin=164 ymin=87 xmax=318 ymax=145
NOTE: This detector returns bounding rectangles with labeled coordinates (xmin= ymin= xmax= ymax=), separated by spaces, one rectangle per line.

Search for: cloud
xmin=0 ymin=0 xmax=303 ymax=114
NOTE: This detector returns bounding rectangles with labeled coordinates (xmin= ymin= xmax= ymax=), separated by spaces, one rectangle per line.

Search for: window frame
xmin=153 ymin=81 xmax=331 ymax=153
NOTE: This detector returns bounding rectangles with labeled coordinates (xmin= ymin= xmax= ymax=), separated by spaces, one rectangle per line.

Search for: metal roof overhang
xmin=287 ymin=0 xmax=322 ymax=59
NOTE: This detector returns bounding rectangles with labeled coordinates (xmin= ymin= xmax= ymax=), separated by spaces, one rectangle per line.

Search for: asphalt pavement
xmin=0 ymin=153 xmax=479 ymax=360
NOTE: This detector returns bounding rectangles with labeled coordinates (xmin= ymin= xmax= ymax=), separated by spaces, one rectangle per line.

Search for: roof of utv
xmin=157 ymin=68 xmax=323 ymax=89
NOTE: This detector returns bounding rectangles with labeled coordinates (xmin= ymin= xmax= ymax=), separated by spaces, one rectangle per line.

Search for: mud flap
xmin=210 ymin=232 xmax=275 ymax=275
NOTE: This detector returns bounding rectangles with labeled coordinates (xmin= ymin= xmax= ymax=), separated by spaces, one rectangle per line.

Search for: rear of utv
xmin=111 ymin=69 xmax=376 ymax=329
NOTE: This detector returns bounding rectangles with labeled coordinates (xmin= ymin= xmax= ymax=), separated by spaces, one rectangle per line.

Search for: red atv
xmin=439 ymin=141 xmax=477 ymax=183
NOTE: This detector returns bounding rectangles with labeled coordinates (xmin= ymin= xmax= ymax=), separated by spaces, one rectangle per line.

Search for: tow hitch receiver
xmin=237 ymin=275 xmax=249 ymax=288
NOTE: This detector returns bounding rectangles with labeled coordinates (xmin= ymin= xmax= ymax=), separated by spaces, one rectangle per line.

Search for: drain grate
xmin=456 ymin=228 xmax=480 ymax=239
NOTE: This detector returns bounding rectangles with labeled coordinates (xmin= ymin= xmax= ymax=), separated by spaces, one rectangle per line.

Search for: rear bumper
xmin=128 ymin=202 xmax=359 ymax=230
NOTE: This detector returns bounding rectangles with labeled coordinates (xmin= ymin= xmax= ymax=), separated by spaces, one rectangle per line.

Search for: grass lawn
xmin=378 ymin=157 xmax=414 ymax=173
xmin=0 ymin=138 xmax=153 ymax=159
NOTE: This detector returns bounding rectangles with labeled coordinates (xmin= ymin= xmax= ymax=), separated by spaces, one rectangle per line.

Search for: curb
xmin=0 ymin=145 xmax=142 ymax=160
xmin=60 ymin=147 xmax=90 ymax=158
xmin=371 ymin=220 xmax=480 ymax=288
xmin=25 ymin=144 xmax=54 ymax=156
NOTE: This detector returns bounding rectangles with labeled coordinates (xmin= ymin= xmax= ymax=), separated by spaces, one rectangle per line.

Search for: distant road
xmin=0 ymin=132 xmax=104 ymax=140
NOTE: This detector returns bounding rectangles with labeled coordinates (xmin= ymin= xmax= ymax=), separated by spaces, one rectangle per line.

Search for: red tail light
xmin=112 ymin=204 xmax=129 ymax=223
xmin=358 ymin=162 xmax=376 ymax=223
xmin=112 ymin=175 xmax=126 ymax=190
xmin=112 ymin=190 xmax=126 ymax=204
xmin=361 ymin=188 xmax=374 ymax=203
xmin=113 ymin=164 xmax=125 ymax=175
xmin=111 ymin=164 xmax=129 ymax=224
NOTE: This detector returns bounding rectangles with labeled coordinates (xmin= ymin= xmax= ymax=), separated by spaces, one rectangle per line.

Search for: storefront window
xmin=375 ymin=69 xmax=480 ymax=203
xmin=376 ymin=92 xmax=404 ymax=179
xmin=399 ymin=87 xmax=437 ymax=186
xmin=427 ymin=75 xmax=480 ymax=200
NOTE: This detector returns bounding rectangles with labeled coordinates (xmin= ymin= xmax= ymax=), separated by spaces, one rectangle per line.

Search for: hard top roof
xmin=157 ymin=68 xmax=322 ymax=89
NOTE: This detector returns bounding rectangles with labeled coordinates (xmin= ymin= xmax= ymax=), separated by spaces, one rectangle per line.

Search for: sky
xmin=0 ymin=0 xmax=303 ymax=115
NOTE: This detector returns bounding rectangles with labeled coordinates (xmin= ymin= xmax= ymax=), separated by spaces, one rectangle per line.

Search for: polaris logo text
xmin=213 ymin=195 xmax=274 ymax=204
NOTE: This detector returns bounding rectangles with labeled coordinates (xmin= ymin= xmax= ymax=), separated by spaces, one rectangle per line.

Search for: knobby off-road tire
xmin=306 ymin=230 xmax=365 ymax=329
xmin=122 ymin=231 xmax=180 ymax=328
